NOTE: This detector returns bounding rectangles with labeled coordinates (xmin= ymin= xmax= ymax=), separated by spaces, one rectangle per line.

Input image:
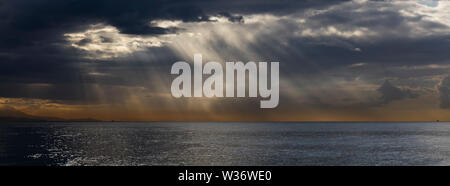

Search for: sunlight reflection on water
xmin=1 ymin=122 xmax=450 ymax=166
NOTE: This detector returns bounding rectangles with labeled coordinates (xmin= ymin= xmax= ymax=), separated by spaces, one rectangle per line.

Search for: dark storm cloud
xmin=217 ymin=12 xmax=244 ymax=23
xmin=377 ymin=80 xmax=417 ymax=104
xmin=284 ymin=3 xmax=450 ymax=68
xmin=0 ymin=0 xmax=346 ymax=39
xmin=0 ymin=0 xmax=347 ymax=104
xmin=438 ymin=76 xmax=450 ymax=109
xmin=1 ymin=0 xmax=450 ymax=118
xmin=302 ymin=35 xmax=450 ymax=69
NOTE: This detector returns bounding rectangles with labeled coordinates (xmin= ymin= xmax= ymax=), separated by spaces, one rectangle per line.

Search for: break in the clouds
xmin=1 ymin=0 xmax=450 ymax=121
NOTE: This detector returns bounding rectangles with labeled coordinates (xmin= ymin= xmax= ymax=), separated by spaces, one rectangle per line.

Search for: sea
xmin=1 ymin=122 xmax=450 ymax=166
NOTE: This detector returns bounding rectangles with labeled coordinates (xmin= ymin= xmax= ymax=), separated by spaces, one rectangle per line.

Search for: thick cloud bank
xmin=1 ymin=0 xmax=450 ymax=121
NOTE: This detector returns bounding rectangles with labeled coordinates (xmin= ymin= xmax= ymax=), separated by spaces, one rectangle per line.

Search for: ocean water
xmin=1 ymin=122 xmax=450 ymax=166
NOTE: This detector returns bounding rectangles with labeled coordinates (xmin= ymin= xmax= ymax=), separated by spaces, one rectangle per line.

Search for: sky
xmin=0 ymin=0 xmax=450 ymax=121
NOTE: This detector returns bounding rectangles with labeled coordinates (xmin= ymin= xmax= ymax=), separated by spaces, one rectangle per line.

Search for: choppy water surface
xmin=1 ymin=122 xmax=450 ymax=166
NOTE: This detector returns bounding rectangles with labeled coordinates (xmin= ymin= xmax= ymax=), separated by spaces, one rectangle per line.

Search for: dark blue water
xmin=1 ymin=122 xmax=450 ymax=166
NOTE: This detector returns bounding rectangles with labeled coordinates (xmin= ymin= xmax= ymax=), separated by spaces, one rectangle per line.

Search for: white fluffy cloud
xmin=64 ymin=24 xmax=166 ymax=59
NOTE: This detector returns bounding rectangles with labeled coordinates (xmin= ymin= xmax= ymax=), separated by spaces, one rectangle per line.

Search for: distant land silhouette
xmin=0 ymin=106 xmax=99 ymax=122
